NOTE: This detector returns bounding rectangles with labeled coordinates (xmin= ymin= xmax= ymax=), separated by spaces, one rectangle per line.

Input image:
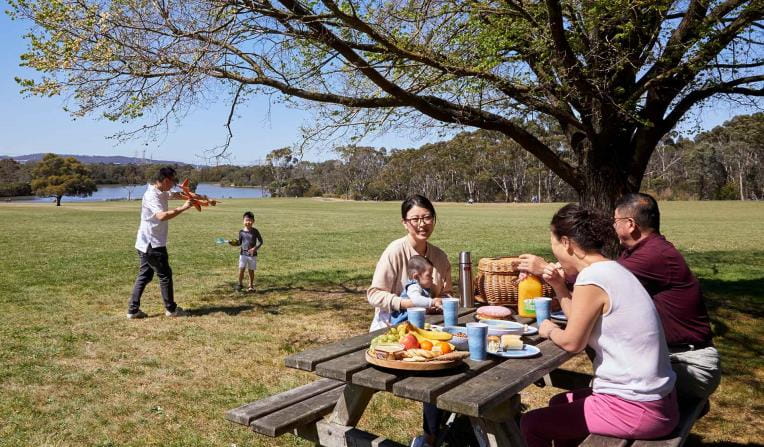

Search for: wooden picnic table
xmin=228 ymin=308 xmax=580 ymax=447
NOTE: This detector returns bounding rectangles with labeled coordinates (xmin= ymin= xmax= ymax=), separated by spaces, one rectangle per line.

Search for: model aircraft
xmin=177 ymin=179 xmax=220 ymax=211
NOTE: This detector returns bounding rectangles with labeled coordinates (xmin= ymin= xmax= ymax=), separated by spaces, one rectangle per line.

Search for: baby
xmin=390 ymin=255 xmax=435 ymax=324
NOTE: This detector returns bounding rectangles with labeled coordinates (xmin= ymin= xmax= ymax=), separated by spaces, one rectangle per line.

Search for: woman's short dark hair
xmin=153 ymin=166 xmax=177 ymax=183
xmin=401 ymin=194 xmax=436 ymax=220
xmin=614 ymin=193 xmax=660 ymax=233
xmin=551 ymin=203 xmax=616 ymax=252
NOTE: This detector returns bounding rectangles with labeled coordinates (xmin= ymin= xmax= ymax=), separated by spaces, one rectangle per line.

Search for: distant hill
xmin=0 ymin=153 xmax=188 ymax=165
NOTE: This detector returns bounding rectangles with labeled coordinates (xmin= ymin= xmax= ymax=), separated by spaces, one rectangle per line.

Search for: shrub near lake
xmin=0 ymin=199 xmax=761 ymax=446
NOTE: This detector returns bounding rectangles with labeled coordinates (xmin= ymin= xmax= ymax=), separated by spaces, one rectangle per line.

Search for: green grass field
xmin=0 ymin=199 xmax=761 ymax=446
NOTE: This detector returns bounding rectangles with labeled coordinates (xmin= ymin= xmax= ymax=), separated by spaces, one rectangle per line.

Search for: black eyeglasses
xmin=405 ymin=215 xmax=434 ymax=225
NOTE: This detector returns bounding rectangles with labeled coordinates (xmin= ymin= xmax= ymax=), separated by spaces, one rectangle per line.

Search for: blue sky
xmin=0 ymin=7 xmax=757 ymax=165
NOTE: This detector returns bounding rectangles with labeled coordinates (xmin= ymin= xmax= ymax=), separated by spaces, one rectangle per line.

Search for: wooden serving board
xmin=365 ymin=351 xmax=462 ymax=371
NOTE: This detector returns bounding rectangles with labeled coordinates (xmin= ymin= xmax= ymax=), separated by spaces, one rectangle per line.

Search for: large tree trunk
xmin=575 ymin=145 xmax=638 ymax=258
xmin=55 ymin=196 xmax=62 ymax=206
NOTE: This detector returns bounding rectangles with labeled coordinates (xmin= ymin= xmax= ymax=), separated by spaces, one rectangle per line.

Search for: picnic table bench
xmin=227 ymin=309 xmax=580 ymax=446
xmin=226 ymin=309 xmax=709 ymax=447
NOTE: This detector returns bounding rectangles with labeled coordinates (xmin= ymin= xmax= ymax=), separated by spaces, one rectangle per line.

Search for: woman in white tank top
xmin=520 ymin=204 xmax=678 ymax=447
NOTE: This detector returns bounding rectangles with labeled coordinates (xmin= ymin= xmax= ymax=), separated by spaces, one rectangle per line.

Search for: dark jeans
xmin=128 ymin=245 xmax=177 ymax=313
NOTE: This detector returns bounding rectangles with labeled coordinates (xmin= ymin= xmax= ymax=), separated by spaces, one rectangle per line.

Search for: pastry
xmin=476 ymin=305 xmax=513 ymax=321
xmin=500 ymin=334 xmax=524 ymax=350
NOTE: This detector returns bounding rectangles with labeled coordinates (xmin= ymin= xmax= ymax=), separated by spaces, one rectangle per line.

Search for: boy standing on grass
xmin=230 ymin=211 xmax=263 ymax=292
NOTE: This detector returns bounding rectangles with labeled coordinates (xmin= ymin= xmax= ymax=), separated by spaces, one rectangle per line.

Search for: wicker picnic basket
xmin=474 ymin=256 xmax=554 ymax=308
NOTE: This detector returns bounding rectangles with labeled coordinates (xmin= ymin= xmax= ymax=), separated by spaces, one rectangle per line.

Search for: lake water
xmin=6 ymin=183 xmax=269 ymax=202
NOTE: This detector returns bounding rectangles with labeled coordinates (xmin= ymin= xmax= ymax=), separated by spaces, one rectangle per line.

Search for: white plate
xmin=523 ymin=325 xmax=539 ymax=335
xmin=551 ymin=311 xmax=567 ymax=321
xmin=488 ymin=344 xmax=541 ymax=358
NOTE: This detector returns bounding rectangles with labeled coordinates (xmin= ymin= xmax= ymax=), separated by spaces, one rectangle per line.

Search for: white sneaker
xmin=165 ymin=306 xmax=189 ymax=317
xmin=127 ymin=310 xmax=148 ymax=319
xmin=410 ymin=436 xmax=432 ymax=447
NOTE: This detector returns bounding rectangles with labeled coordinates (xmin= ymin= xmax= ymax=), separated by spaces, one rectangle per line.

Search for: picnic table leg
xmin=293 ymin=384 xmax=403 ymax=447
xmin=326 ymin=383 xmax=376 ymax=426
xmin=470 ymin=394 xmax=527 ymax=447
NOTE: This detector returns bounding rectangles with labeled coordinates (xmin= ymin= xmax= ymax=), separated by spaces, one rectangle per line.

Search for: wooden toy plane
xmin=178 ymin=178 xmax=220 ymax=211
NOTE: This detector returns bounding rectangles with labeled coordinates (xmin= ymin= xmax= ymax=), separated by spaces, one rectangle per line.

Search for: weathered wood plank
xmin=225 ymin=378 xmax=343 ymax=426
xmin=350 ymin=363 xmax=403 ymax=392
xmin=285 ymin=329 xmax=386 ymax=372
xmin=315 ymin=349 xmax=370 ymax=382
xmin=249 ymin=385 xmax=346 ymax=437
xmin=285 ymin=308 xmax=474 ymax=372
xmin=436 ymin=339 xmax=574 ymax=417
xmin=390 ymin=357 xmax=501 ymax=404
xmin=579 ymin=435 xmax=630 ymax=447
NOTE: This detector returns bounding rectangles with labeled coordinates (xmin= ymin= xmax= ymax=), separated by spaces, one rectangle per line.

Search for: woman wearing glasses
xmin=367 ymin=194 xmax=453 ymax=447
xmin=367 ymin=194 xmax=452 ymax=330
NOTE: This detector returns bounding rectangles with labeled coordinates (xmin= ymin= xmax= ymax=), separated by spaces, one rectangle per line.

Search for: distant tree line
xmin=2 ymin=113 xmax=762 ymax=202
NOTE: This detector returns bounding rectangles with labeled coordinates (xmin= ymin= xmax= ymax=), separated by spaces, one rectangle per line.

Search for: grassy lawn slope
xmin=0 ymin=199 xmax=761 ymax=446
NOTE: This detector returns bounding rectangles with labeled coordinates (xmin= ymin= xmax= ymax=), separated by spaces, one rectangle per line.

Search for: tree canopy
xmin=31 ymin=153 xmax=97 ymax=205
xmin=9 ymin=0 xmax=763 ymax=209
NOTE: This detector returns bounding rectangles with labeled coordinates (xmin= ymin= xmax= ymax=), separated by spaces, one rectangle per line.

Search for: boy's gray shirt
xmin=238 ymin=228 xmax=263 ymax=256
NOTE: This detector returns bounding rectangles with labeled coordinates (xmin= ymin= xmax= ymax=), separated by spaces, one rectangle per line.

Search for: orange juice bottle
xmin=518 ymin=275 xmax=543 ymax=317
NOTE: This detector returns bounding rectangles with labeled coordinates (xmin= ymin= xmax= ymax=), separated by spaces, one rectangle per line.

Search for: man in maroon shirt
xmin=613 ymin=193 xmax=720 ymax=401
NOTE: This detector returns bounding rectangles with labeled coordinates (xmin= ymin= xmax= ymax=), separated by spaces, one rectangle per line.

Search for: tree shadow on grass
xmin=699 ymin=277 xmax=764 ymax=318
xmin=187 ymin=305 xmax=254 ymax=316
xmin=684 ymin=434 xmax=763 ymax=447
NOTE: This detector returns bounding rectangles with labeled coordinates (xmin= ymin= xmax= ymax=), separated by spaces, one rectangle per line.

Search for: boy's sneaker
xmin=165 ymin=306 xmax=189 ymax=317
xmin=127 ymin=309 xmax=148 ymax=319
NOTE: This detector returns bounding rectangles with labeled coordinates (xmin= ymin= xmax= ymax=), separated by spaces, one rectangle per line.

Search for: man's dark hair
xmin=243 ymin=211 xmax=254 ymax=220
xmin=153 ymin=166 xmax=177 ymax=183
xmin=407 ymin=255 xmax=434 ymax=277
xmin=401 ymin=194 xmax=437 ymax=220
xmin=614 ymin=193 xmax=661 ymax=233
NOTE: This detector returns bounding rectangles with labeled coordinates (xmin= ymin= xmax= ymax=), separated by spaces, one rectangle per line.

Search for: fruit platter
xmin=366 ymin=322 xmax=469 ymax=371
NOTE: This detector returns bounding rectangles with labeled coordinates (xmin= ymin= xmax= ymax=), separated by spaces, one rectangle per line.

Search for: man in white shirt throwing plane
xmin=127 ymin=166 xmax=204 ymax=319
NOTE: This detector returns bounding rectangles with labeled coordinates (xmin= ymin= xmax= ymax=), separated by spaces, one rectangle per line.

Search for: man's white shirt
xmin=135 ymin=184 xmax=169 ymax=252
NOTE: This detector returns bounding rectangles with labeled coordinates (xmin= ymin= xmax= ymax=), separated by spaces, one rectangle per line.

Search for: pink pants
xmin=520 ymin=388 xmax=678 ymax=447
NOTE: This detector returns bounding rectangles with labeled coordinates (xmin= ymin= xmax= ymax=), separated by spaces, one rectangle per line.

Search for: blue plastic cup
xmin=408 ymin=307 xmax=426 ymax=328
xmin=466 ymin=322 xmax=488 ymax=360
xmin=442 ymin=298 xmax=459 ymax=327
xmin=534 ymin=297 xmax=553 ymax=325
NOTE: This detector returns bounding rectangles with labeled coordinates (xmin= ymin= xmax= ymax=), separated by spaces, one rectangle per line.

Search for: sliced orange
xmin=437 ymin=341 xmax=452 ymax=354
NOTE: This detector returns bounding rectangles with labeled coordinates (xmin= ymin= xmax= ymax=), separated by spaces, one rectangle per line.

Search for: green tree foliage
xmin=0 ymin=159 xmax=33 ymax=197
xmin=9 ymin=1 xmax=762 ymax=212
xmin=30 ymin=153 xmax=97 ymax=206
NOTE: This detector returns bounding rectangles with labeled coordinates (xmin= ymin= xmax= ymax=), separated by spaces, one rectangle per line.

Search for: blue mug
xmin=408 ymin=307 xmax=426 ymax=329
xmin=466 ymin=322 xmax=488 ymax=360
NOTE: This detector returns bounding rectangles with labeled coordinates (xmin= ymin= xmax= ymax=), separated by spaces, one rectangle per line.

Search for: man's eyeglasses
xmin=613 ymin=217 xmax=634 ymax=224
xmin=405 ymin=215 xmax=434 ymax=225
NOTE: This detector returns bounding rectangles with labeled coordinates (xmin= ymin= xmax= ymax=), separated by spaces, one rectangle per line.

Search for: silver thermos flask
xmin=458 ymin=251 xmax=474 ymax=307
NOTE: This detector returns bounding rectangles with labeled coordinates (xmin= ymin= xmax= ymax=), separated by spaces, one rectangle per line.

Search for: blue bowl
xmin=442 ymin=326 xmax=469 ymax=351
